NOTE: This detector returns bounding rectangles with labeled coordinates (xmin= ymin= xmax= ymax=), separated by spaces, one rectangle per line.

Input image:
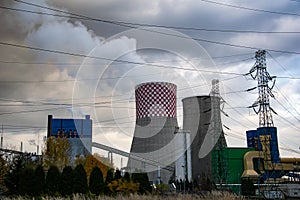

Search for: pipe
xmin=280 ymin=157 xmax=300 ymax=164
xmin=242 ymin=151 xmax=298 ymax=179
xmin=242 ymin=151 xmax=263 ymax=178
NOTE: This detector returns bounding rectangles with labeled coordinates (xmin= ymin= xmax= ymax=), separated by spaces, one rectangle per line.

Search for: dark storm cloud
xmin=1 ymin=0 xmax=300 ymax=156
xmin=48 ymin=0 xmax=300 ymax=57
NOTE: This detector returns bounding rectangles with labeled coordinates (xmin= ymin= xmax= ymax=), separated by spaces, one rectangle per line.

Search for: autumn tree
xmin=75 ymin=153 xmax=110 ymax=180
xmin=107 ymin=178 xmax=139 ymax=195
xmin=43 ymin=136 xmax=71 ymax=171
xmin=93 ymin=153 xmax=114 ymax=168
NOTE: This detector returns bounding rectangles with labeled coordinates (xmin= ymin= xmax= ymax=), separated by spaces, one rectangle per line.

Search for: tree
xmin=89 ymin=166 xmax=105 ymax=195
xmin=123 ymin=172 xmax=130 ymax=182
xmin=73 ymin=164 xmax=88 ymax=194
xmin=33 ymin=165 xmax=45 ymax=196
xmin=46 ymin=165 xmax=60 ymax=195
xmin=78 ymin=154 xmax=110 ymax=181
xmin=93 ymin=153 xmax=114 ymax=168
xmin=18 ymin=167 xmax=35 ymax=196
xmin=107 ymin=179 xmax=139 ymax=195
xmin=131 ymin=172 xmax=152 ymax=194
xmin=43 ymin=136 xmax=71 ymax=171
xmin=4 ymin=154 xmax=29 ymax=195
xmin=0 ymin=156 xmax=8 ymax=194
xmin=104 ymin=169 xmax=114 ymax=195
xmin=114 ymin=169 xmax=122 ymax=180
xmin=60 ymin=166 xmax=74 ymax=196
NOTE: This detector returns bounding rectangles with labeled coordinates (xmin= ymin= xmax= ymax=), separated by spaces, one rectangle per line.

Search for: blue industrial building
xmin=47 ymin=115 xmax=92 ymax=161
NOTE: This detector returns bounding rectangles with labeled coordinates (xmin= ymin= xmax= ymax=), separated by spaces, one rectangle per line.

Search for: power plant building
xmin=47 ymin=115 xmax=92 ymax=162
xmin=128 ymin=82 xmax=178 ymax=183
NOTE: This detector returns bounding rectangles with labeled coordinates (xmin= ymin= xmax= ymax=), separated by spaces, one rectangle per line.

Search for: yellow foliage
xmin=43 ymin=136 xmax=71 ymax=171
xmin=108 ymin=179 xmax=139 ymax=195
xmin=75 ymin=153 xmax=110 ymax=180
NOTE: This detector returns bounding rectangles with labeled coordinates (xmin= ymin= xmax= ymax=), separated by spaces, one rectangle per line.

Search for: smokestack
xmin=47 ymin=115 xmax=53 ymax=138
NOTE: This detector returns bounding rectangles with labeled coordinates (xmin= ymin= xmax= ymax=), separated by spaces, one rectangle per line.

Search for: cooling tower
xmin=182 ymin=96 xmax=226 ymax=183
xmin=128 ymin=82 xmax=178 ymax=183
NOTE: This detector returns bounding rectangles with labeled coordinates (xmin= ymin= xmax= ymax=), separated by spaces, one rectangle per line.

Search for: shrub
xmin=89 ymin=166 xmax=105 ymax=195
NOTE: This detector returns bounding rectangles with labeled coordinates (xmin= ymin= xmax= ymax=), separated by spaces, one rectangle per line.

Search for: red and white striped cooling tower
xmin=128 ymin=82 xmax=178 ymax=183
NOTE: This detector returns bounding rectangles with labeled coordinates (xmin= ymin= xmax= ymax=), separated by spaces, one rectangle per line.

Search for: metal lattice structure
xmin=249 ymin=50 xmax=276 ymax=127
xmin=210 ymin=79 xmax=228 ymax=188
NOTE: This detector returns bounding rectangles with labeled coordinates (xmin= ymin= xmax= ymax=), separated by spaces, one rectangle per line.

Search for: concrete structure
xmin=128 ymin=82 xmax=178 ymax=183
xmin=174 ymin=129 xmax=192 ymax=182
xmin=47 ymin=115 xmax=92 ymax=162
xmin=182 ymin=96 xmax=226 ymax=183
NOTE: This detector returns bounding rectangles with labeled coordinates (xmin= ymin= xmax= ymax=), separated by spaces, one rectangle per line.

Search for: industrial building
xmin=47 ymin=115 xmax=92 ymax=162
xmin=128 ymin=82 xmax=178 ymax=183
xmin=209 ymin=50 xmax=300 ymax=198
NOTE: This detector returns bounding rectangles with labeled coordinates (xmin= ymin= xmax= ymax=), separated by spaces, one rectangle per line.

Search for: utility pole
xmin=1 ymin=124 xmax=3 ymax=148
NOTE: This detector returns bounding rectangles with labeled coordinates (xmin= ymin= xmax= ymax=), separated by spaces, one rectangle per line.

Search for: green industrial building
xmin=212 ymin=147 xmax=255 ymax=194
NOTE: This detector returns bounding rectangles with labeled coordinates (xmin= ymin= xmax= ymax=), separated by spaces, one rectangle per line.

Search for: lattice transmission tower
xmin=249 ymin=50 xmax=276 ymax=127
xmin=210 ymin=79 xmax=227 ymax=189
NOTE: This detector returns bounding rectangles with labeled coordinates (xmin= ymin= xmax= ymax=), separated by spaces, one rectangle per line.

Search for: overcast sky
xmin=1 ymin=0 xmax=300 ymax=167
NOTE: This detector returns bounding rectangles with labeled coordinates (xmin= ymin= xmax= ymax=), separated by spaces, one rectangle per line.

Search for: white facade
xmin=175 ymin=129 xmax=192 ymax=181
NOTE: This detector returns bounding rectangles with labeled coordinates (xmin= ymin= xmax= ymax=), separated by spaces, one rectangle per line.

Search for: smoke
xmin=0 ymin=0 xmax=107 ymax=149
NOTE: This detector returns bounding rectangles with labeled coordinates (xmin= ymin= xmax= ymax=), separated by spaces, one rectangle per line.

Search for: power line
xmin=1 ymin=4 xmax=300 ymax=53
xmin=1 ymin=41 xmax=300 ymax=81
xmin=200 ymin=0 xmax=300 ymax=17
xmin=7 ymin=1 xmax=300 ymax=34
xmin=4 ymin=0 xmax=300 ymax=34
xmin=0 ymin=41 xmax=251 ymax=76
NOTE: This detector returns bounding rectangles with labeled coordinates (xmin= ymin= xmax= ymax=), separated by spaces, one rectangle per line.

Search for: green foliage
xmin=18 ymin=166 xmax=35 ymax=196
xmin=123 ymin=172 xmax=130 ymax=182
xmin=131 ymin=172 xmax=152 ymax=194
xmin=46 ymin=165 xmax=60 ymax=195
xmin=73 ymin=164 xmax=88 ymax=194
xmin=114 ymin=169 xmax=122 ymax=180
xmin=33 ymin=165 xmax=45 ymax=196
xmin=104 ymin=169 xmax=114 ymax=195
xmin=60 ymin=166 xmax=74 ymax=196
xmin=89 ymin=166 xmax=104 ymax=195
xmin=0 ymin=156 xmax=8 ymax=194
xmin=4 ymin=154 xmax=28 ymax=195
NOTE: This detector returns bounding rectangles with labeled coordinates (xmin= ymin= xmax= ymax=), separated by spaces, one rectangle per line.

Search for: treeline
xmin=1 ymin=154 xmax=151 ymax=197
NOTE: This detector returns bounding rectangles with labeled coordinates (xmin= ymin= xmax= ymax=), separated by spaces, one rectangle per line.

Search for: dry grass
xmin=0 ymin=192 xmax=245 ymax=200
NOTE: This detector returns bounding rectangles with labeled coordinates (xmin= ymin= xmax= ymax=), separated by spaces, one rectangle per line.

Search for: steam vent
xmin=128 ymin=82 xmax=178 ymax=183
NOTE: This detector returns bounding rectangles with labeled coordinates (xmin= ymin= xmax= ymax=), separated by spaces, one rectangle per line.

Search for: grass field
xmin=1 ymin=193 xmax=245 ymax=200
